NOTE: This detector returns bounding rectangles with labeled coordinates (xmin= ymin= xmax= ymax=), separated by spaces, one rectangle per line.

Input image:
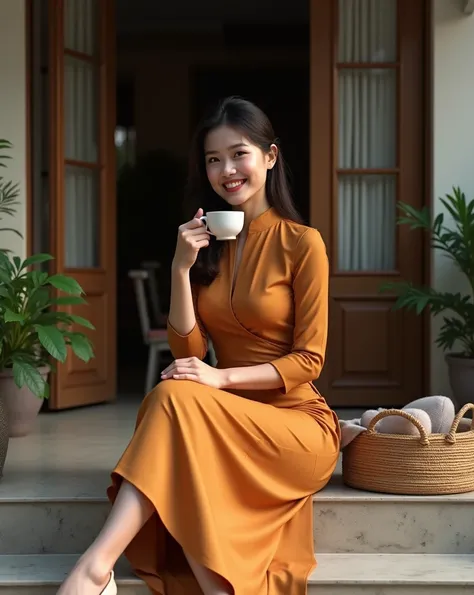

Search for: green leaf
xmin=0 ymin=259 xmax=14 ymax=281
xmin=29 ymin=270 xmax=49 ymax=288
xmin=48 ymin=274 xmax=84 ymax=295
xmin=0 ymin=228 xmax=23 ymax=238
xmin=68 ymin=333 xmax=94 ymax=362
xmin=4 ymin=309 xmax=26 ymax=324
xmin=35 ymin=311 xmax=72 ymax=326
xmin=50 ymin=295 xmax=87 ymax=306
xmin=12 ymin=256 xmax=21 ymax=270
xmin=0 ymin=250 xmax=10 ymax=268
xmin=12 ymin=361 xmax=49 ymax=398
xmin=69 ymin=314 xmax=95 ymax=330
xmin=34 ymin=325 xmax=67 ymax=362
xmin=25 ymin=287 xmax=50 ymax=314
xmin=23 ymin=253 xmax=54 ymax=268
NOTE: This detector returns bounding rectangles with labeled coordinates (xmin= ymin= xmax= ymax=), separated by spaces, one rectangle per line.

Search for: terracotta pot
xmin=1 ymin=366 xmax=49 ymax=437
xmin=445 ymin=353 xmax=474 ymax=409
xmin=0 ymin=394 xmax=9 ymax=477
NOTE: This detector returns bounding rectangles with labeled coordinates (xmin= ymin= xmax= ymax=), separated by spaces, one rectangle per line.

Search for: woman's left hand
xmin=161 ymin=357 xmax=225 ymax=389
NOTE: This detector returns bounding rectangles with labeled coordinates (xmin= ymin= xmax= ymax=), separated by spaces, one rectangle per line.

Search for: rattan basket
xmin=342 ymin=403 xmax=474 ymax=495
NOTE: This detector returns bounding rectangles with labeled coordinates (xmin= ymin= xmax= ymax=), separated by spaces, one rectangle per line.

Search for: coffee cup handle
xmin=199 ymin=216 xmax=215 ymax=236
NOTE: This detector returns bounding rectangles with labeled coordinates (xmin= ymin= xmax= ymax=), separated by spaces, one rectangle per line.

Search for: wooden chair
xmin=140 ymin=260 xmax=167 ymax=327
xmin=128 ymin=269 xmax=171 ymax=393
xmin=139 ymin=260 xmax=217 ymax=367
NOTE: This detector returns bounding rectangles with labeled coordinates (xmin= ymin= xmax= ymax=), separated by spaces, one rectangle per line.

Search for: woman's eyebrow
xmin=204 ymin=143 xmax=249 ymax=156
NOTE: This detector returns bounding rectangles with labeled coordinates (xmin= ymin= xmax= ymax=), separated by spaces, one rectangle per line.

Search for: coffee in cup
xmin=200 ymin=211 xmax=244 ymax=241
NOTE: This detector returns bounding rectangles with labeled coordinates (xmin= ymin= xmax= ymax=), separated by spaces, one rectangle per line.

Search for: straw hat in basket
xmin=342 ymin=403 xmax=474 ymax=495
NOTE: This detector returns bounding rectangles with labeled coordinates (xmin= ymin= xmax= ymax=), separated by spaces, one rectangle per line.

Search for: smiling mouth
xmin=223 ymin=179 xmax=247 ymax=192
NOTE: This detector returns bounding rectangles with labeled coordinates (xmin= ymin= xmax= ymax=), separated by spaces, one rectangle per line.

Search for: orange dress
xmin=107 ymin=207 xmax=340 ymax=595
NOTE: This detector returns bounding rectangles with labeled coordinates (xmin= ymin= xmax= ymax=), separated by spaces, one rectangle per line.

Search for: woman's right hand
xmin=172 ymin=208 xmax=210 ymax=272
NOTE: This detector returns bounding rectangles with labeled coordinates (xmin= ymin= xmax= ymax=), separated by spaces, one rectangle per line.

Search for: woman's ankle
xmin=76 ymin=549 xmax=114 ymax=587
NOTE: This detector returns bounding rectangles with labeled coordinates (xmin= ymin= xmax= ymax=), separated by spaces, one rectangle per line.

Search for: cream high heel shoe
xmin=100 ymin=571 xmax=117 ymax=595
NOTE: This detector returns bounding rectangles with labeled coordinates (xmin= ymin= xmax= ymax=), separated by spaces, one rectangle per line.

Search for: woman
xmin=58 ymin=97 xmax=340 ymax=595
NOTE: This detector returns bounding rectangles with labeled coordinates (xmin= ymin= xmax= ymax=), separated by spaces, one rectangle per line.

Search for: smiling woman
xmin=204 ymin=132 xmax=277 ymax=204
xmin=188 ymin=96 xmax=303 ymax=287
xmin=58 ymin=97 xmax=340 ymax=595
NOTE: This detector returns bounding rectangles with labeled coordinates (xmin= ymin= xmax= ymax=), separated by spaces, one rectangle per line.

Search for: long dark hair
xmin=187 ymin=96 xmax=302 ymax=286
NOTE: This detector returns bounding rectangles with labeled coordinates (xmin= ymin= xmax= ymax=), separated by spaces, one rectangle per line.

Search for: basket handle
xmin=366 ymin=409 xmax=430 ymax=446
xmin=445 ymin=402 xmax=474 ymax=444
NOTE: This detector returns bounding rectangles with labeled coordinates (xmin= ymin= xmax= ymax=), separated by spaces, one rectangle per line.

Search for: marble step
xmin=313 ymin=477 xmax=474 ymax=554
xmin=1 ymin=477 xmax=473 ymax=555
xmin=0 ymin=555 xmax=147 ymax=595
xmin=0 ymin=553 xmax=473 ymax=594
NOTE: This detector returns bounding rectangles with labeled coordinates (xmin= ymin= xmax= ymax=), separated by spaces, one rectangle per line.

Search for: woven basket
xmin=342 ymin=403 xmax=474 ymax=495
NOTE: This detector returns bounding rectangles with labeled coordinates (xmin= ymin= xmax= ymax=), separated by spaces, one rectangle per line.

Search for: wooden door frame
xmin=309 ymin=0 xmax=433 ymax=400
xmin=422 ymin=0 xmax=433 ymax=396
xmin=25 ymin=0 xmax=117 ymax=408
xmin=25 ymin=1 xmax=434 ymax=401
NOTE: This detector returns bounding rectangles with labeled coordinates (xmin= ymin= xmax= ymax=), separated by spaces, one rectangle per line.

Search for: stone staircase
xmin=0 ymin=399 xmax=472 ymax=593
xmin=0 ymin=474 xmax=473 ymax=593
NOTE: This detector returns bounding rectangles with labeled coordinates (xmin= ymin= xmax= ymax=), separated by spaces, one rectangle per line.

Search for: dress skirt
xmin=107 ymin=379 xmax=339 ymax=595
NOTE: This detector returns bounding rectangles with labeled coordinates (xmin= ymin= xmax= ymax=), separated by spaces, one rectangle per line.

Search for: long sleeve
xmin=270 ymin=228 xmax=329 ymax=393
xmin=167 ymin=285 xmax=208 ymax=360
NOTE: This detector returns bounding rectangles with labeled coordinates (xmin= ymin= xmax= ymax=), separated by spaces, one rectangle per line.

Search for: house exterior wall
xmin=0 ymin=0 xmax=27 ymax=258
xmin=0 ymin=0 xmax=472 ymax=399
xmin=431 ymin=0 xmax=474 ymax=395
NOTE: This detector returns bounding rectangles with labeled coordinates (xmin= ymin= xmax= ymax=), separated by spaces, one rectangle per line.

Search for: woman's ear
xmin=267 ymin=144 xmax=279 ymax=170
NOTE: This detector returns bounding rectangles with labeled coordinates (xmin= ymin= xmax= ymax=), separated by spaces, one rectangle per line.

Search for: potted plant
xmin=381 ymin=186 xmax=474 ymax=407
xmin=0 ymin=138 xmax=23 ymax=473
xmin=0 ymin=251 xmax=95 ymax=437
xmin=0 ymin=139 xmax=94 ymax=452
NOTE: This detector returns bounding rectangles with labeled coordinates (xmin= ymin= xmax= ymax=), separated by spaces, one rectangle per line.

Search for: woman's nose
xmin=222 ymin=160 xmax=237 ymax=176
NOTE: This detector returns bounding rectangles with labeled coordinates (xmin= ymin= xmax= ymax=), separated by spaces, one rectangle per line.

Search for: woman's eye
xmin=235 ymin=151 xmax=247 ymax=158
xmin=207 ymin=157 xmax=218 ymax=164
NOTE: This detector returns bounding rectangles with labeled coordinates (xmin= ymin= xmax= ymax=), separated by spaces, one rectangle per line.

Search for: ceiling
xmin=116 ymin=0 xmax=309 ymax=33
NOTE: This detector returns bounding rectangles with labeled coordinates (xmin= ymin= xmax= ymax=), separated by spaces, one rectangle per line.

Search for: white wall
xmin=431 ymin=0 xmax=474 ymax=395
xmin=0 ymin=0 xmax=27 ymax=258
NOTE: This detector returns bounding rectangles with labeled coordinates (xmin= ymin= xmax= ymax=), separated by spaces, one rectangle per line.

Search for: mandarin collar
xmin=248 ymin=207 xmax=283 ymax=233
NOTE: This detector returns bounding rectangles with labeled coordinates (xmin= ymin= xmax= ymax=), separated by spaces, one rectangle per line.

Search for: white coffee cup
xmin=200 ymin=211 xmax=244 ymax=241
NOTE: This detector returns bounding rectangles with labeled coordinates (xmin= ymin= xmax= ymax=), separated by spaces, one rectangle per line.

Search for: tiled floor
xmin=0 ymin=395 xmax=361 ymax=501
xmin=0 ymin=395 xmax=142 ymax=501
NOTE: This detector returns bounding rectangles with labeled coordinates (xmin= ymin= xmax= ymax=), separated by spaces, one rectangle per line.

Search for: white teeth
xmin=224 ymin=180 xmax=244 ymax=189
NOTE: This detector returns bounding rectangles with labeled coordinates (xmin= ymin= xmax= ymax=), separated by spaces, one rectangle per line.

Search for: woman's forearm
xmin=220 ymin=363 xmax=284 ymax=391
xmin=168 ymin=266 xmax=196 ymax=336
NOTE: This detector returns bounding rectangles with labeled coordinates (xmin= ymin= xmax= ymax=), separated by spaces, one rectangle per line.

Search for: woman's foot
xmin=57 ymin=557 xmax=114 ymax=595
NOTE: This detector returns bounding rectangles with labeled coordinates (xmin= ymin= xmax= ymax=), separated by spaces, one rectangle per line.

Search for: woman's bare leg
xmin=184 ymin=552 xmax=233 ymax=595
xmin=57 ymin=479 xmax=232 ymax=595
xmin=57 ymin=480 xmax=154 ymax=594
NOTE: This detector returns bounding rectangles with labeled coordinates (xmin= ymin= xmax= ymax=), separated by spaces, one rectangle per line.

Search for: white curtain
xmin=65 ymin=167 xmax=99 ymax=268
xmin=64 ymin=0 xmax=96 ymax=56
xmin=337 ymin=0 xmax=397 ymax=271
xmin=64 ymin=0 xmax=99 ymax=268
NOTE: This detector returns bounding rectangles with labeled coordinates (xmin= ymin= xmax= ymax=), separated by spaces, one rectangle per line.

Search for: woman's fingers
xmin=172 ymin=374 xmax=199 ymax=381
xmin=185 ymin=232 xmax=210 ymax=243
xmin=182 ymin=228 xmax=209 ymax=240
xmin=162 ymin=358 xmax=198 ymax=377
xmin=182 ymin=217 xmax=205 ymax=231
xmin=193 ymin=208 xmax=204 ymax=219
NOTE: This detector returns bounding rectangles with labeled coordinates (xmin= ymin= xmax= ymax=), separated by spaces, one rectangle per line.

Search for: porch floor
xmin=1 ymin=398 xmax=473 ymax=593
xmin=0 ymin=395 xmax=361 ymax=501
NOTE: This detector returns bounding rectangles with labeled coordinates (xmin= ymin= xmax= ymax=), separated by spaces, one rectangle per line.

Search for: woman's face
xmin=204 ymin=125 xmax=277 ymax=208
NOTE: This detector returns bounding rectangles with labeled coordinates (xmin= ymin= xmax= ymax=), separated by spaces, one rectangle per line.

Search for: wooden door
xmin=311 ymin=0 xmax=426 ymax=407
xmin=48 ymin=0 xmax=116 ymax=409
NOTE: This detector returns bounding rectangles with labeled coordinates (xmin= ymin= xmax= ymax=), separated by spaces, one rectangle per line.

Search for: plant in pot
xmin=381 ymin=186 xmax=474 ymax=407
xmin=0 ymin=138 xmax=23 ymax=473
xmin=0 ymin=139 xmax=94 ymax=479
xmin=0 ymin=250 xmax=95 ymax=439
